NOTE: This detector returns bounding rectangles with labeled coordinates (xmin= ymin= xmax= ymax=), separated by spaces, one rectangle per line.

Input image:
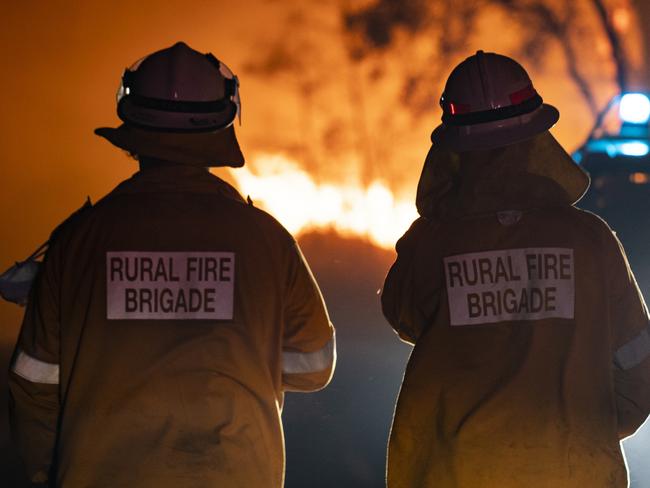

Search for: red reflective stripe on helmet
xmin=448 ymin=102 xmax=471 ymax=115
xmin=509 ymin=85 xmax=537 ymax=105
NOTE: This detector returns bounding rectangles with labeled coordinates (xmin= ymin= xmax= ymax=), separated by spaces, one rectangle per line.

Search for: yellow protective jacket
xmin=9 ymin=165 xmax=335 ymax=487
xmin=382 ymin=144 xmax=650 ymax=487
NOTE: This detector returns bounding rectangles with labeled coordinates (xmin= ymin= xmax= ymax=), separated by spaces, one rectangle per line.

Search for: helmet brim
xmin=94 ymin=124 xmax=245 ymax=168
xmin=431 ymin=103 xmax=560 ymax=152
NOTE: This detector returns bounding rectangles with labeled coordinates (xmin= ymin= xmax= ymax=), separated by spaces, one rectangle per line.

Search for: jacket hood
xmin=416 ymin=131 xmax=590 ymax=218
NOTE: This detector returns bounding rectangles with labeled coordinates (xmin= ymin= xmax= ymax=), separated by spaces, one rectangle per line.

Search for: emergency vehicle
xmin=573 ymin=93 xmax=650 ymax=295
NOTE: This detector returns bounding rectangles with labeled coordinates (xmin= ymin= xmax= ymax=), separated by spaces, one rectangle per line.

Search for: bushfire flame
xmin=231 ymin=154 xmax=418 ymax=249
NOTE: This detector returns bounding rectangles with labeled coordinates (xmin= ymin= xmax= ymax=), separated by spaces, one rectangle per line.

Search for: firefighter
xmin=9 ymin=42 xmax=336 ymax=487
xmin=382 ymin=51 xmax=650 ymax=487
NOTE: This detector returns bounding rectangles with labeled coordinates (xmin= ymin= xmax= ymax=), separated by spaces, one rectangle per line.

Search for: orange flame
xmin=231 ymin=154 xmax=418 ymax=249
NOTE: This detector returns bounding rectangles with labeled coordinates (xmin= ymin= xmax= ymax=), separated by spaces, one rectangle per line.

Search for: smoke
xmin=343 ymin=0 xmax=430 ymax=57
xmin=235 ymin=0 xmax=644 ymax=198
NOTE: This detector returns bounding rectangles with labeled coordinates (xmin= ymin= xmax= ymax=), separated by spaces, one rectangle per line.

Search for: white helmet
xmin=431 ymin=51 xmax=559 ymax=152
xmin=117 ymin=42 xmax=240 ymax=132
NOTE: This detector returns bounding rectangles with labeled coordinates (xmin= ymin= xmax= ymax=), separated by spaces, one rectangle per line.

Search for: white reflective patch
xmin=12 ymin=350 xmax=59 ymax=384
xmin=107 ymin=252 xmax=235 ymax=320
xmin=444 ymin=248 xmax=575 ymax=326
xmin=283 ymin=335 xmax=336 ymax=374
xmin=615 ymin=325 xmax=650 ymax=370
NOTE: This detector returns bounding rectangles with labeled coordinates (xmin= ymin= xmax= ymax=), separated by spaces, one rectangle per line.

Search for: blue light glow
xmin=619 ymin=141 xmax=650 ymax=156
xmin=619 ymin=93 xmax=650 ymax=124
xmin=584 ymin=139 xmax=650 ymax=158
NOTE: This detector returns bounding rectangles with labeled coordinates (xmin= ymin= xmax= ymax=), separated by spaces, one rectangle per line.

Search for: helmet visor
xmin=217 ymin=60 xmax=241 ymax=126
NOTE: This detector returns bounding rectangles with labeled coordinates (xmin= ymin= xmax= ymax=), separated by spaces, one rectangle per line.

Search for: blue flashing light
xmin=606 ymin=143 xmax=618 ymax=158
xmin=619 ymin=141 xmax=650 ymax=157
xmin=619 ymin=93 xmax=650 ymax=124
xmin=584 ymin=138 xmax=650 ymax=158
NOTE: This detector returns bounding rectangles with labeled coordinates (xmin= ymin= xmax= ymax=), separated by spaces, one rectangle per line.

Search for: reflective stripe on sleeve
xmin=283 ymin=334 xmax=336 ymax=375
xmin=11 ymin=349 xmax=60 ymax=384
xmin=614 ymin=325 xmax=650 ymax=370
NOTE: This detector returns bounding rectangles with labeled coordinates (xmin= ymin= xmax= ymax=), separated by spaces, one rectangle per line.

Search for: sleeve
xmin=8 ymin=242 xmax=62 ymax=484
xmin=281 ymin=241 xmax=336 ymax=392
xmin=604 ymin=232 xmax=650 ymax=439
xmin=381 ymin=217 xmax=436 ymax=345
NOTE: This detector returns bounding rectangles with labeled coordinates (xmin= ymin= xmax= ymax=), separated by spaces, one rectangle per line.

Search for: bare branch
xmin=591 ymin=0 xmax=628 ymax=91
xmin=490 ymin=0 xmax=600 ymax=117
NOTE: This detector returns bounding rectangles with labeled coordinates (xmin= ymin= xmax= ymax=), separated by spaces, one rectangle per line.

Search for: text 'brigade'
xmin=443 ymin=248 xmax=574 ymax=326
xmin=106 ymin=251 xmax=235 ymax=320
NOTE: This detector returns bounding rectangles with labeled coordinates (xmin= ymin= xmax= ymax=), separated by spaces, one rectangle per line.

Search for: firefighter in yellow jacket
xmin=9 ymin=42 xmax=336 ymax=487
xmin=382 ymin=51 xmax=650 ymax=487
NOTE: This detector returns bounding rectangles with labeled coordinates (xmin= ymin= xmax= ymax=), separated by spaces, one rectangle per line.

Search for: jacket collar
xmin=111 ymin=165 xmax=246 ymax=203
xmin=448 ymin=169 xmax=570 ymax=217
